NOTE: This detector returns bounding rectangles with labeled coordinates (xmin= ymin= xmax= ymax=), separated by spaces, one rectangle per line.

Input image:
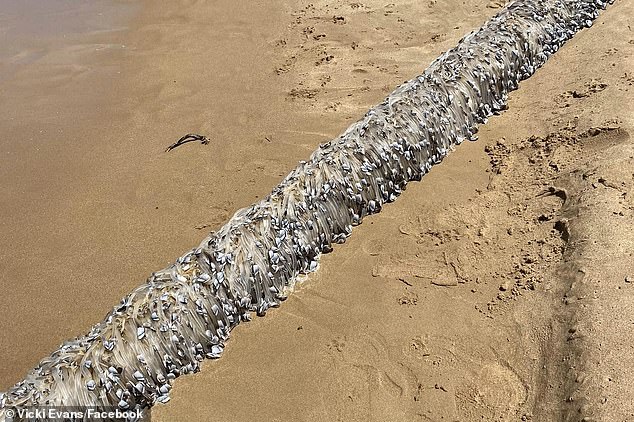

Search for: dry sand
xmin=1 ymin=0 xmax=633 ymax=420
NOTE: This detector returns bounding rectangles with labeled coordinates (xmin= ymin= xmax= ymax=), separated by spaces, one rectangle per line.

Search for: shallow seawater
xmin=0 ymin=0 xmax=138 ymax=81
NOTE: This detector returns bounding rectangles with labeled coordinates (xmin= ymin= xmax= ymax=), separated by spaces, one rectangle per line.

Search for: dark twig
xmin=397 ymin=277 xmax=414 ymax=287
xmin=165 ymin=133 xmax=210 ymax=152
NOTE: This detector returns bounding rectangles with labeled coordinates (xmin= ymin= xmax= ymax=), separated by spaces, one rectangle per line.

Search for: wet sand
xmin=0 ymin=0 xmax=140 ymax=384
xmin=1 ymin=0 xmax=633 ymax=420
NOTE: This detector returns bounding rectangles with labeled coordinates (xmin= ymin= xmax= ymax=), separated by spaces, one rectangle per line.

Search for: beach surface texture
xmin=0 ymin=0 xmax=632 ymax=420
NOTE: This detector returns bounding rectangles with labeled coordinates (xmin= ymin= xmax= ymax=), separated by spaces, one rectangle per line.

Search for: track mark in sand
xmin=376 ymin=125 xmax=629 ymax=324
xmin=361 ymin=236 xmax=386 ymax=256
xmin=471 ymin=124 xmax=632 ymax=420
xmin=288 ymin=87 xmax=320 ymax=100
xmin=373 ymin=203 xmax=494 ymax=291
xmin=324 ymin=329 xmax=425 ymax=420
xmin=397 ymin=290 xmax=418 ymax=306
xmin=371 ymin=217 xmax=479 ymax=288
xmin=556 ymin=79 xmax=609 ymax=108
xmin=275 ymin=0 xmax=442 ymax=116
xmin=457 ymin=362 xmax=528 ymax=420
xmin=405 ymin=337 xmax=431 ymax=360
xmin=275 ymin=55 xmax=297 ymax=75
xmin=327 ymin=336 xmax=347 ymax=354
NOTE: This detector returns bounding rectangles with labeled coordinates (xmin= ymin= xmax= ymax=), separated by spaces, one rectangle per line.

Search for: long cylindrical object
xmin=0 ymin=0 xmax=610 ymax=418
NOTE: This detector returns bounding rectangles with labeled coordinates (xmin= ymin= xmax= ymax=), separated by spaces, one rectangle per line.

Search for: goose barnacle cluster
xmin=0 ymin=0 xmax=611 ymax=419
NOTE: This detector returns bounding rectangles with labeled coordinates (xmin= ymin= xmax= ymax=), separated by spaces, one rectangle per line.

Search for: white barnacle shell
xmin=133 ymin=371 xmax=145 ymax=382
xmin=211 ymin=344 xmax=224 ymax=355
xmin=157 ymin=395 xmax=170 ymax=404
xmin=134 ymin=382 xmax=145 ymax=394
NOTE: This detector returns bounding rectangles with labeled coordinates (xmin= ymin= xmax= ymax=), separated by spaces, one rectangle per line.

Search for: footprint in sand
xmin=288 ymin=87 xmax=319 ymax=100
xmin=361 ymin=237 xmax=385 ymax=256
xmin=397 ymin=290 xmax=419 ymax=306
xmin=404 ymin=337 xmax=431 ymax=360
xmin=459 ymin=363 xmax=527 ymax=419
xmin=558 ymin=79 xmax=608 ymax=104
xmin=324 ymin=329 xmax=423 ymax=417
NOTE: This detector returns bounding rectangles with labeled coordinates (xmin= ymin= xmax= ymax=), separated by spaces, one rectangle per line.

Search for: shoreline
xmin=0 ymin=0 xmax=143 ymax=388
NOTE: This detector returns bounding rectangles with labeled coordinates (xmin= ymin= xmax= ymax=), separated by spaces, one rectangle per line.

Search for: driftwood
xmin=0 ymin=0 xmax=611 ymax=419
xmin=164 ymin=133 xmax=209 ymax=152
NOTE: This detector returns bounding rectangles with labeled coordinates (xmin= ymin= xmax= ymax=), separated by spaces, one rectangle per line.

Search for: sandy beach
xmin=1 ymin=0 xmax=633 ymax=420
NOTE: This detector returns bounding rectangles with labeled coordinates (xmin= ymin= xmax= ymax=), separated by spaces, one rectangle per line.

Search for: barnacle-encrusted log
xmin=0 ymin=0 xmax=611 ymax=418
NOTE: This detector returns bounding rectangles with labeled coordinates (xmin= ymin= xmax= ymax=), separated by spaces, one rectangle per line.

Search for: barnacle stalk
xmin=0 ymin=0 xmax=611 ymax=419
